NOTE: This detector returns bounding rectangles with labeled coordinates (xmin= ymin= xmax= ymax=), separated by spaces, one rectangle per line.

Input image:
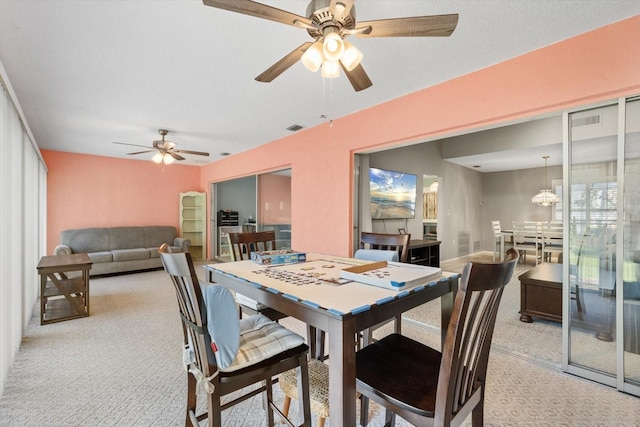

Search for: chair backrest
xmin=360 ymin=232 xmax=411 ymax=263
xmin=435 ymin=248 xmax=519 ymax=423
xmin=158 ymin=244 xmax=217 ymax=377
xmin=229 ymin=231 xmax=277 ymax=261
xmin=512 ymin=221 xmax=539 ymax=244
xmin=541 ymin=222 xmax=563 ymax=246
xmin=491 ymin=220 xmax=502 ymax=239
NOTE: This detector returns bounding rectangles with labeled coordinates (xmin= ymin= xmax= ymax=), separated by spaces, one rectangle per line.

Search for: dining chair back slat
xmin=541 ymin=222 xmax=563 ymax=262
xmin=513 ymin=221 xmax=541 ymax=265
xmin=229 ymin=231 xmax=277 ymax=261
xmin=359 ymin=232 xmax=410 ymax=263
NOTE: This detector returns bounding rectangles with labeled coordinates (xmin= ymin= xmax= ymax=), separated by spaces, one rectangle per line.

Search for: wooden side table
xmin=518 ymin=263 xmax=562 ymax=323
xmin=37 ymin=253 xmax=92 ymax=325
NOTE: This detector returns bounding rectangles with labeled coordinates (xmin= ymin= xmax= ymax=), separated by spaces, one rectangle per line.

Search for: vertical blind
xmin=0 ymin=74 xmax=47 ymax=393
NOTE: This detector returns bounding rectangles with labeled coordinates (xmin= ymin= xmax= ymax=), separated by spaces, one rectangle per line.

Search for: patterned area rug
xmin=0 ymin=260 xmax=638 ymax=426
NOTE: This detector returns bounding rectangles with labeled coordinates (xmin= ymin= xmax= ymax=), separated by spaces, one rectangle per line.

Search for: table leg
xmin=40 ymin=273 xmax=46 ymax=325
xmin=84 ymin=268 xmax=90 ymax=315
xmin=328 ymin=317 xmax=357 ymax=426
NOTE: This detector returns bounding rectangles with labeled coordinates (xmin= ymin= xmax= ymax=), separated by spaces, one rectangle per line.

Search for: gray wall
xmin=368 ymin=145 xmax=562 ymax=261
xmin=216 ymin=176 xmax=257 ymax=225
xmin=481 ymin=164 xmax=562 ymax=251
xmin=369 ymin=141 xmax=484 ymax=261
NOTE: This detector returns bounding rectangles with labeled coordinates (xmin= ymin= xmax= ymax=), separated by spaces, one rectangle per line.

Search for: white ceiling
xmin=1 ymin=1 xmax=638 ymax=169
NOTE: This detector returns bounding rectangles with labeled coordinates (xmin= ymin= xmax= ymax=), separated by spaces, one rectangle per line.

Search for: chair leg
xmin=186 ymin=371 xmax=198 ymax=426
xmin=471 ymin=399 xmax=484 ymax=427
xmin=296 ymin=357 xmax=312 ymax=427
xmin=207 ymin=388 xmax=222 ymax=427
xmin=264 ymin=377 xmax=275 ymax=426
xmin=281 ymin=396 xmax=291 ymax=423
xmin=384 ymin=408 xmax=396 ymax=426
xmin=360 ymin=394 xmax=370 ymax=426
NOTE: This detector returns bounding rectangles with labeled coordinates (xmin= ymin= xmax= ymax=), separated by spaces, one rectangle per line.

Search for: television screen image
xmin=369 ymin=167 xmax=417 ymax=219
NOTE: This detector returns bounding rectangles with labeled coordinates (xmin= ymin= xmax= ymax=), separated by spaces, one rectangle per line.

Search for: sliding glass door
xmin=622 ymin=98 xmax=640 ymax=391
xmin=565 ymin=97 xmax=640 ymax=396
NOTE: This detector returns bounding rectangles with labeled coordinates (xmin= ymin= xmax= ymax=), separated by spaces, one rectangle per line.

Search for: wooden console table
xmin=518 ymin=263 xmax=562 ymax=323
xmin=408 ymin=239 xmax=441 ymax=267
xmin=37 ymin=253 xmax=92 ymax=325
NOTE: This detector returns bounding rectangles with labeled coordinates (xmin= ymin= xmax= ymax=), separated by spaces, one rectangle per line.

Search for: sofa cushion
xmin=143 ymin=226 xmax=178 ymax=249
xmin=88 ymin=251 xmax=113 ymax=264
xmin=108 ymin=227 xmax=145 ymax=250
xmin=148 ymin=246 xmax=184 ymax=258
xmin=112 ymin=248 xmax=151 ymax=262
xmin=61 ymin=227 xmax=109 ymax=253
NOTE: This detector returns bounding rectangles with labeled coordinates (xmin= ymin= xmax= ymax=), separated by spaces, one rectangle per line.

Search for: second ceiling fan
xmin=203 ymin=0 xmax=459 ymax=91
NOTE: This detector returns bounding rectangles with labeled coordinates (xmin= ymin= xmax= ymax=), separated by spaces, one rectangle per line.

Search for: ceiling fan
xmin=113 ymin=129 xmax=210 ymax=165
xmin=202 ymin=0 xmax=458 ymax=91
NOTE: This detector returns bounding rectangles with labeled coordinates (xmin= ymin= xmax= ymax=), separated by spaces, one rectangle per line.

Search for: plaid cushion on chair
xmin=220 ymin=314 xmax=305 ymax=372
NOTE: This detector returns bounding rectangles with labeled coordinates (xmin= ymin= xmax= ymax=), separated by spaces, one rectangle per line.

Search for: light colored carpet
xmin=1 ymin=259 xmax=639 ymax=426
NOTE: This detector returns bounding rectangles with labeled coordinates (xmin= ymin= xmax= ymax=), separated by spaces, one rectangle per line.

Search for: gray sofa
xmin=54 ymin=226 xmax=191 ymax=276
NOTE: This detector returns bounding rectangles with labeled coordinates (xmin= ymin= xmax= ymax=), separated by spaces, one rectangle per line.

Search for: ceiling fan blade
xmin=126 ymin=150 xmax=155 ymax=155
xmin=113 ymin=141 xmax=154 ymax=149
xmin=202 ymin=0 xmax=313 ymax=28
xmin=356 ymin=14 xmax=459 ymax=38
xmin=255 ymin=42 xmax=313 ymax=83
xmin=341 ymin=62 xmax=372 ymax=92
xmin=329 ymin=0 xmax=354 ymax=18
xmin=167 ymin=151 xmax=185 ymax=161
xmin=173 ymin=149 xmax=210 ymax=157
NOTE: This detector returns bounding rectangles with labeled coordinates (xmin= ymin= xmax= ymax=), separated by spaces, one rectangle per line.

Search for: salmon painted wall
xmin=258 ymin=174 xmax=291 ymax=224
xmin=200 ymin=17 xmax=640 ymax=258
xmin=43 ymin=150 xmax=202 ymax=255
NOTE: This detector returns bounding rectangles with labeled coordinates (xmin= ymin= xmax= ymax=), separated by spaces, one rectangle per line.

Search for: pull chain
xmin=321 ymin=77 xmax=334 ymax=127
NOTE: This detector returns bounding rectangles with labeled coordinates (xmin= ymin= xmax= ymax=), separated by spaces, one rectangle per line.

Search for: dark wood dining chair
xmin=228 ymin=231 xmax=288 ymax=321
xmin=358 ymin=232 xmax=411 ymax=346
xmin=229 ymin=230 xmax=277 ymax=261
xmin=359 ymin=231 xmax=411 ymax=263
xmin=158 ymin=244 xmax=312 ymax=427
xmin=357 ymin=248 xmax=519 ymax=427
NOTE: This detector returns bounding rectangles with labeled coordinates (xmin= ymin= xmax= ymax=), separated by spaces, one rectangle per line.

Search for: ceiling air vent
xmin=287 ymin=124 xmax=304 ymax=132
xmin=571 ymin=114 xmax=601 ymax=128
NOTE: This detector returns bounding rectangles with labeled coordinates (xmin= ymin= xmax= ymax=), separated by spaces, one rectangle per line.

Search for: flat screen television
xmin=369 ymin=167 xmax=417 ymax=219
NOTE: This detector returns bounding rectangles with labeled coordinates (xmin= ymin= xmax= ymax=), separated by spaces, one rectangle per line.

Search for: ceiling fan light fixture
xmin=322 ymin=31 xmax=344 ymax=62
xmin=152 ymin=152 xmax=164 ymax=164
xmin=340 ymin=40 xmax=363 ymax=71
xmin=163 ymin=154 xmax=175 ymax=165
xmin=301 ymin=41 xmax=323 ymax=72
xmin=321 ymin=60 xmax=340 ymax=78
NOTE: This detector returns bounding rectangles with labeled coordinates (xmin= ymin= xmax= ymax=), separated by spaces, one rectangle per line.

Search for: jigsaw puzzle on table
xmin=250 ymin=258 xmax=442 ymax=290
xmin=251 ymin=259 xmax=354 ymax=286
xmin=340 ymin=261 xmax=442 ymax=290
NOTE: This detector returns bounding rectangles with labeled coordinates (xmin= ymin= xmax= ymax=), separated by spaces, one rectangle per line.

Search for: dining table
xmin=204 ymin=253 xmax=459 ymax=426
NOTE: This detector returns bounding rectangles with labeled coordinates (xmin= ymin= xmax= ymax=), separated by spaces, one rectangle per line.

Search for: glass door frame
xmin=562 ymin=96 xmax=640 ymax=397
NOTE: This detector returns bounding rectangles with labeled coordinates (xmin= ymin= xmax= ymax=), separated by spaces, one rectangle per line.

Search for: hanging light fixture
xmin=531 ymin=155 xmax=561 ymax=206
xmin=300 ymin=29 xmax=363 ymax=79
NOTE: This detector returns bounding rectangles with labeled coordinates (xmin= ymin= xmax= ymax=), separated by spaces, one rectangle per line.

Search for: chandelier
xmin=531 ymin=155 xmax=561 ymax=206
